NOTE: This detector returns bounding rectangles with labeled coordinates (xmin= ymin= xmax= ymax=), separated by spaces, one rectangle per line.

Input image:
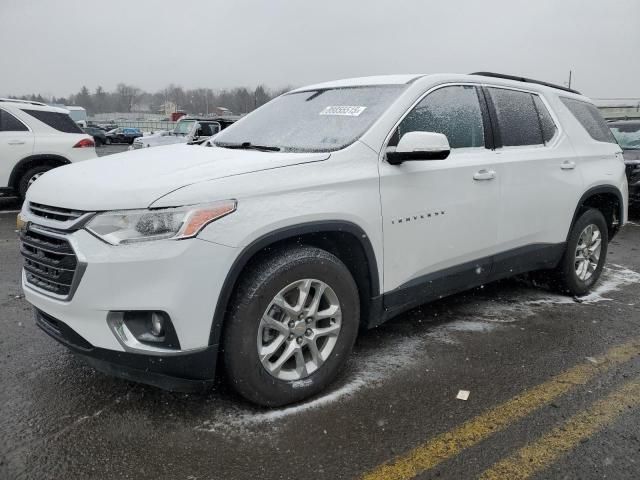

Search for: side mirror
xmin=387 ymin=131 xmax=451 ymax=165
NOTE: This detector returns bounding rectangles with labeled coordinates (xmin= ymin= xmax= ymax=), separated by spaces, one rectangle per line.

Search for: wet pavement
xmin=1 ymin=170 xmax=639 ymax=479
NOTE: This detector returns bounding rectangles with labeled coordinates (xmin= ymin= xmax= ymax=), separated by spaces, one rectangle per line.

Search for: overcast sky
xmin=1 ymin=0 xmax=637 ymax=99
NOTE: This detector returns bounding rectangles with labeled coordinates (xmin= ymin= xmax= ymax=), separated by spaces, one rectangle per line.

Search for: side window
xmin=560 ymin=97 xmax=617 ymax=144
xmin=22 ymin=109 xmax=83 ymax=134
xmin=201 ymin=123 xmax=220 ymax=136
xmin=532 ymin=95 xmax=558 ymax=144
xmin=487 ymin=88 xmax=543 ymax=147
xmin=0 ymin=109 xmax=29 ymax=132
xmin=395 ymin=85 xmax=485 ymax=149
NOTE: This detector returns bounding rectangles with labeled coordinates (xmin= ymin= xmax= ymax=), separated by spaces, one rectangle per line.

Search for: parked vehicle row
xmin=609 ymin=119 xmax=640 ymax=203
xmin=105 ymin=127 xmax=143 ymax=144
xmin=82 ymin=126 xmax=107 ymax=146
xmin=19 ymin=73 xmax=627 ymax=406
xmin=132 ymin=116 xmax=239 ymax=149
xmin=0 ymin=98 xmax=96 ymax=199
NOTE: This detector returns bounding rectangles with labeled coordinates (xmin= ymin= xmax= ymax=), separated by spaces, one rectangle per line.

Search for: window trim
xmin=531 ymin=94 xmax=560 ymax=146
xmin=383 ymin=82 xmax=493 ymax=157
xmin=0 ymin=107 xmax=31 ymax=133
xmin=482 ymin=85 xmax=563 ymax=150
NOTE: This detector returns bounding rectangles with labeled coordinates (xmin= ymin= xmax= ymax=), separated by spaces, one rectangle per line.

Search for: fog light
xmin=108 ymin=311 xmax=181 ymax=350
xmin=150 ymin=312 xmax=165 ymax=337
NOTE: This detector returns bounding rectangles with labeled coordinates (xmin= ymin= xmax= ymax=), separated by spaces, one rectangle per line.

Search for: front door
xmin=379 ymin=85 xmax=499 ymax=311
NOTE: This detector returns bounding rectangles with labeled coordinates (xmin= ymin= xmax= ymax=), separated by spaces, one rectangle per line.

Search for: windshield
xmin=610 ymin=123 xmax=640 ymax=149
xmin=174 ymin=120 xmax=196 ymax=135
xmin=213 ymin=85 xmax=405 ymax=152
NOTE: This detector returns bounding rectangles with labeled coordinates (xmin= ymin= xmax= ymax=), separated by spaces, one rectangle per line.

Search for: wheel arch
xmin=208 ymin=221 xmax=381 ymax=347
xmin=569 ymin=185 xmax=625 ymax=241
xmin=9 ymin=154 xmax=70 ymax=191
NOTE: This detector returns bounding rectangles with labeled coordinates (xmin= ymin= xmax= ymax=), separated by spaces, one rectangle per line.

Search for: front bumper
xmin=36 ymin=309 xmax=216 ymax=392
xmin=22 ymin=222 xmax=239 ymax=388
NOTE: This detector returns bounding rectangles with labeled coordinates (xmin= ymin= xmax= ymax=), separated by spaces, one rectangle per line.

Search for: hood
xmin=27 ymin=144 xmax=329 ymax=210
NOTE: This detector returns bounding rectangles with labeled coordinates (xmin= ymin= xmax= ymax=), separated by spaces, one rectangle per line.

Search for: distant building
xmin=211 ymin=106 xmax=232 ymax=116
xmin=593 ymin=99 xmax=640 ymax=120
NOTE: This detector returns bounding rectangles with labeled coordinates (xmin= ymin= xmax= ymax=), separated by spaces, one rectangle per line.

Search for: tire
xmin=223 ymin=245 xmax=360 ymax=407
xmin=554 ymin=208 xmax=608 ymax=296
xmin=18 ymin=165 xmax=53 ymax=199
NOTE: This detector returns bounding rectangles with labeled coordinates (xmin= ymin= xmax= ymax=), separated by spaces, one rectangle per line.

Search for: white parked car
xmin=0 ymin=99 xmax=96 ymax=199
xmin=20 ymin=73 xmax=627 ymax=406
xmin=131 ymin=116 xmax=238 ymax=149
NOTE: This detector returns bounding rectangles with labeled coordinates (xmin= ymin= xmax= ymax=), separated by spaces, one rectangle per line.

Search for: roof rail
xmin=0 ymin=97 xmax=47 ymax=106
xmin=469 ymin=72 xmax=581 ymax=95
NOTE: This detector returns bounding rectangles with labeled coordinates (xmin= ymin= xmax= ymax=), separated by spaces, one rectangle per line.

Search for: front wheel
xmin=554 ymin=208 xmax=608 ymax=296
xmin=223 ymin=245 xmax=360 ymax=407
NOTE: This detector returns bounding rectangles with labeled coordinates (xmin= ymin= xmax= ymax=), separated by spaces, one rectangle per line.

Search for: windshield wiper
xmin=217 ymin=142 xmax=281 ymax=152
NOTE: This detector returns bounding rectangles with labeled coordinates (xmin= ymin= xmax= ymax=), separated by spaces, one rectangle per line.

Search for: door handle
xmin=8 ymin=140 xmax=26 ymax=145
xmin=561 ymin=161 xmax=576 ymax=170
xmin=473 ymin=169 xmax=496 ymax=181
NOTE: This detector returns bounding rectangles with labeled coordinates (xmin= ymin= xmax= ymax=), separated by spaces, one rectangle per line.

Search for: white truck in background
xmin=132 ymin=116 xmax=239 ymax=149
xmin=66 ymin=106 xmax=88 ymax=127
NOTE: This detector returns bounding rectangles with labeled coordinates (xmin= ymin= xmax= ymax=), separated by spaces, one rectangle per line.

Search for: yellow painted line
xmin=479 ymin=379 xmax=640 ymax=480
xmin=361 ymin=339 xmax=640 ymax=480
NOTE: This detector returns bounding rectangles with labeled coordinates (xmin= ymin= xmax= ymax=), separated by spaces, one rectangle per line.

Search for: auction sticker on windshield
xmin=319 ymin=106 xmax=367 ymax=116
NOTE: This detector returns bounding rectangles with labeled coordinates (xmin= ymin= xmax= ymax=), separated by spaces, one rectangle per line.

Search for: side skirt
xmin=368 ymin=242 xmax=566 ymax=328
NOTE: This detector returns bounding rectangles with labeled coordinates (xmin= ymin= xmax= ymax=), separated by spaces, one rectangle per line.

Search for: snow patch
xmin=444 ymin=320 xmax=497 ymax=333
xmin=526 ymin=264 xmax=640 ymax=306
xmin=196 ymin=336 xmax=424 ymax=433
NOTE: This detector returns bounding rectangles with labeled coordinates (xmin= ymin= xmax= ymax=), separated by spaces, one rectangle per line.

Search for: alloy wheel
xmin=574 ymin=224 xmax=602 ymax=281
xmin=257 ymin=279 xmax=342 ymax=381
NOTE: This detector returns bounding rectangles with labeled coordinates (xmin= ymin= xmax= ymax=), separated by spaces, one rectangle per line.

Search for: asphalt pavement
xmin=1 ymin=151 xmax=639 ymax=479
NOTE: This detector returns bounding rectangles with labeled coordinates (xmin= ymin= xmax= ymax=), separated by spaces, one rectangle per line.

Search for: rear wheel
xmin=223 ymin=245 xmax=360 ymax=407
xmin=18 ymin=165 xmax=53 ymax=199
xmin=554 ymin=208 xmax=608 ymax=296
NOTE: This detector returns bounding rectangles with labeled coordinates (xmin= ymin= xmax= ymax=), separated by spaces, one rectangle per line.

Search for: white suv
xmin=0 ymin=99 xmax=96 ymax=199
xmin=19 ymin=73 xmax=627 ymax=406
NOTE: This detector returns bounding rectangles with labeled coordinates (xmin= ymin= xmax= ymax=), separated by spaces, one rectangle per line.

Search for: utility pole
xmin=568 ymin=70 xmax=572 ymax=89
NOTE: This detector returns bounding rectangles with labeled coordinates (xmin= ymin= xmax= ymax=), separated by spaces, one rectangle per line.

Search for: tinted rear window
xmin=560 ymin=97 xmax=616 ymax=143
xmin=22 ymin=109 xmax=83 ymax=134
xmin=488 ymin=88 xmax=543 ymax=147
xmin=0 ymin=109 xmax=29 ymax=132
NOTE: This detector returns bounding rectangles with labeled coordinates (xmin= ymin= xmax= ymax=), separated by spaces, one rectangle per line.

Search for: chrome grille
xmin=29 ymin=202 xmax=85 ymax=222
xmin=20 ymin=227 xmax=79 ymax=298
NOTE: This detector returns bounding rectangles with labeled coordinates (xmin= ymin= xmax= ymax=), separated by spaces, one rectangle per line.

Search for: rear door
xmin=484 ymin=86 xmax=583 ymax=267
xmin=0 ymin=108 xmax=34 ymax=188
xmin=379 ymin=84 xmax=500 ymax=310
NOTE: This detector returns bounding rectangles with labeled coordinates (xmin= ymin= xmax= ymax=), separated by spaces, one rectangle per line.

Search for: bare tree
xmin=115 ymin=83 xmax=142 ymax=112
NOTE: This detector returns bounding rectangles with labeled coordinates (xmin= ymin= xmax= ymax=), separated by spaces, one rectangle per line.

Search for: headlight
xmin=86 ymin=200 xmax=236 ymax=245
